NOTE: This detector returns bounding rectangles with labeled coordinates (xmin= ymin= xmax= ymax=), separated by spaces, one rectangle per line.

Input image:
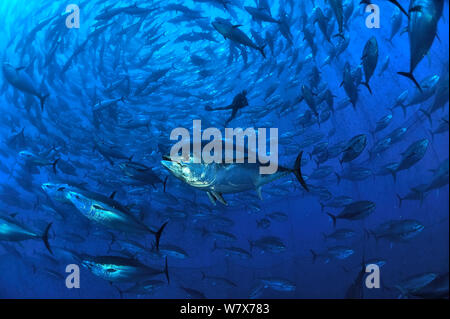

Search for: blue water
xmin=0 ymin=0 xmax=448 ymax=299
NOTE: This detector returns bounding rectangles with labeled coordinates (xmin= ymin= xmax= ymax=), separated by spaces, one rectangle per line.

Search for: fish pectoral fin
xmin=211 ymin=191 xmax=228 ymax=206
xmin=206 ymin=192 xmax=217 ymax=206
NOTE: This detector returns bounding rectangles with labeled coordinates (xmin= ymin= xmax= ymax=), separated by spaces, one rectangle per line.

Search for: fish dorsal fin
xmin=109 ymin=191 xmax=117 ymax=200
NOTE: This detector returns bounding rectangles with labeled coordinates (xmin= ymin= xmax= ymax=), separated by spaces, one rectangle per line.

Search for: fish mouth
xmin=161 ymin=160 xmax=177 ymax=173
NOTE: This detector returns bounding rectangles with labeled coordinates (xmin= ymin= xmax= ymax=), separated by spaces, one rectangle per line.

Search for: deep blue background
xmin=0 ymin=0 xmax=448 ymax=298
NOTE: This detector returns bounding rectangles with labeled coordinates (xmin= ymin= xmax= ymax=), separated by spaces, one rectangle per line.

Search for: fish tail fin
xmin=396 ymin=194 xmax=403 ymax=208
xmin=42 ymin=222 xmax=53 ymax=255
xmin=39 ymin=94 xmax=49 ymax=111
xmin=397 ymin=72 xmax=423 ymax=92
xmin=401 ymin=105 xmax=407 ymax=118
xmin=320 ymin=202 xmax=325 ymax=212
xmin=52 ymin=159 xmax=59 ymax=174
xmin=153 ymin=221 xmax=168 ymax=251
xmin=258 ymin=45 xmax=266 ymax=59
xmin=326 ymin=212 xmax=336 ymax=228
xmin=332 ymin=33 xmax=345 ymax=40
xmin=163 ymin=176 xmax=168 ymax=193
xmin=419 ymin=108 xmax=432 ymax=125
xmin=391 ymin=171 xmax=397 ymax=183
xmin=362 ymin=82 xmax=373 ymax=95
xmin=164 ymin=256 xmax=170 ymax=284
xmin=335 ymin=172 xmax=341 ymax=185
xmin=310 ymin=249 xmax=317 ymax=263
xmin=293 ymin=151 xmax=309 ymax=192
xmin=315 ymin=159 xmax=320 ymax=168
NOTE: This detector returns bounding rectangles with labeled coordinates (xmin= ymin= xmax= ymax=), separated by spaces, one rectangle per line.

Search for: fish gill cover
xmin=0 ymin=0 xmax=448 ymax=299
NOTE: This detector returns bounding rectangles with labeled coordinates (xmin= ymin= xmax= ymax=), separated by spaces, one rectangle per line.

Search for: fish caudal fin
xmin=397 ymin=72 xmax=423 ymax=92
xmin=419 ymin=109 xmax=432 ymax=126
xmin=39 ymin=94 xmax=49 ymax=111
xmin=333 ymin=33 xmax=345 ymax=40
xmin=154 ymin=221 xmax=168 ymax=251
xmin=258 ymin=45 xmax=266 ymax=59
xmin=396 ymin=194 xmax=403 ymax=208
xmin=163 ymin=176 xmax=168 ymax=193
xmin=293 ymin=151 xmax=309 ymax=192
xmin=326 ymin=212 xmax=337 ymax=228
xmin=52 ymin=159 xmax=59 ymax=174
xmin=164 ymin=257 xmax=170 ymax=284
xmin=320 ymin=202 xmax=325 ymax=212
xmin=335 ymin=173 xmax=341 ymax=185
xmin=391 ymin=171 xmax=397 ymax=183
xmin=392 ymin=0 xmax=410 ymax=17
xmin=42 ymin=222 xmax=53 ymax=255
xmin=362 ymin=82 xmax=373 ymax=95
